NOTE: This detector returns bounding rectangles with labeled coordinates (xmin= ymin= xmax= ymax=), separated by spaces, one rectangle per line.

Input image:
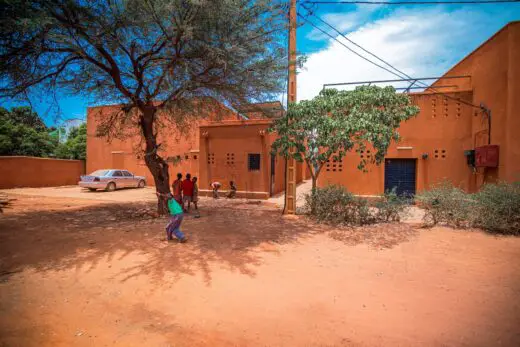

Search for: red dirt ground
xmin=1 ymin=193 xmax=520 ymax=346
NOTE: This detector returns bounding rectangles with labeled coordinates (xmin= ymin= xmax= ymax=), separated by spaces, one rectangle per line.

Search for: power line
xmin=304 ymin=0 xmax=520 ymax=5
xmin=298 ymin=14 xmax=408 ymax=80
xmin=300 ymin=7 xmax=484 ymax=109
xmin=302 ymin=4 xmax=411 ymax=80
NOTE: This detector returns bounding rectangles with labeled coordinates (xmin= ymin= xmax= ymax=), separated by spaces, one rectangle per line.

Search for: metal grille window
xmin=248 ymin=153 xmax=261 ymax=171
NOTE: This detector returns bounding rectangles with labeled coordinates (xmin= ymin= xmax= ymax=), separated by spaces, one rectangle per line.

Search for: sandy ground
xmin=1 ymin=190 xmax=520 ymax=347
xmin=0 ymin=186 xmax=158 ymax=202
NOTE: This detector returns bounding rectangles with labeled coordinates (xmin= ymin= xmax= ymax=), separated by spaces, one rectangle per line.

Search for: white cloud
xmin=297 ymin=6 xmax=519 ymax=101
xmin=305 ymin=5 xmax=382 ymax=41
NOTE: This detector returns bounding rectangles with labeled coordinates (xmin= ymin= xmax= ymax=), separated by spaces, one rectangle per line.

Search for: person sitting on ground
xmin=211 ymin=181 xmax=221 ymax=199
xmin=182 ymin=173 xmax=194 ymax=212
xmin=156 ymin=191 xmax=187 ymax=243
xmin=172 ymin=173 xmax=183 ymax=205
xmin=227 ymin=181 xmax=237 ymax=199
xmin=192 ymin=176 xmax=199 ymax=212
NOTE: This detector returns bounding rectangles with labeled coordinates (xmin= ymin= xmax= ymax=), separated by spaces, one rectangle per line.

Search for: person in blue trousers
xmin=157 ymin=192 xmax=187 ymax=243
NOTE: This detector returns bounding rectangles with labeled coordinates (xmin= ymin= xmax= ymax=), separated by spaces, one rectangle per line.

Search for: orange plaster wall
xmin=320 ymin=21 xmax=520 ymax=195
xmin=0 ymin=156 xmax=85 ymax=189
xmin=506 ymin=23 xmax=520 ymax=182
xmin=319 ymin=91 xmax=475 ymax=194
xmin=86 ymin=101 xmax=239 ymax=187
xmin=267 ymin=132 xmax=287 ymax=196
xmin=432 ymin=21 xmax=520 ymax=184
xmin=199 ymin=121 xmax=273 ymax=197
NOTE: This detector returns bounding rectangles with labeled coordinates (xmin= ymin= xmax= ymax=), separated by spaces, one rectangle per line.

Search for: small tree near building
xmin=270 ymin=86 xmax=419 ymax=197
xmin=55 ymin=123 xmax=87 ymax=160
xmin=0 ymin=0 xmax=286 ymax=214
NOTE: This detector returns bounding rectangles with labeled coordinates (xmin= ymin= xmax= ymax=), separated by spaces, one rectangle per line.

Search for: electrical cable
xmin=300 ymin=9 xmax=485 ymax=109
xmin=298 ymin=14 xmax=409 ymax=80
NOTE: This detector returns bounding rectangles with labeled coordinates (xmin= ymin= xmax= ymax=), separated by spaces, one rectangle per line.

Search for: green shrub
xmin=375 ymin=188 xmax=410 ymax=222
xmin=305 ymin=185 xmax=375 ymax=226
xmin=416 ymin=181 xmax=473 ymax=227
xmin=472 ymin=182 xmax=520 ymax=234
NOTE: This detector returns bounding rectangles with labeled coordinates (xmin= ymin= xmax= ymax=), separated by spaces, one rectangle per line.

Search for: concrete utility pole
xmin=285 ymin=0 xmax=297 ymax=214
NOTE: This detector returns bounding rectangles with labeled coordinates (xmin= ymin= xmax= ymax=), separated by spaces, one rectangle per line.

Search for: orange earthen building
xmin=86 ymin=22 xmax=520 ymax=197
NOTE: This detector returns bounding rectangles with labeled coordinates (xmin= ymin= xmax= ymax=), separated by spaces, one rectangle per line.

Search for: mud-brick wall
xmin=0 ymin=156 xmax=86 ymax=188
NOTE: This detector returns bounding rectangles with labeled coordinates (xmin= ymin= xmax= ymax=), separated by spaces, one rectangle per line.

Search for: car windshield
xmin=90 ymin=170 xmax=110 ymax=177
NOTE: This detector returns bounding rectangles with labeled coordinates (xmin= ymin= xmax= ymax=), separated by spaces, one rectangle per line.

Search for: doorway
xmin=384 ymin=159 xmax=417 ymax=196
xmin=270 ymin=154 xmax=276 ymax=196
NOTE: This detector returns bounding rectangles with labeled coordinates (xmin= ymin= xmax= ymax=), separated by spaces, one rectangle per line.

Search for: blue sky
xmin=1 ymin=2 xmax=519 ymax=126
xmin=296 ymin=2 xmax=520 ymax=100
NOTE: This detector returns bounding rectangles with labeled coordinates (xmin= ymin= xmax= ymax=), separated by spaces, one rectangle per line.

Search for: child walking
xmin=192 ymin=176 xmax=199 ymax=211
xmin=157 ymin=192 xmax=187 ymax=243
xmin=172 ymin=173 xmax=183 ymax=205
xmin=182 ymin=173 xmax=194 ymax=212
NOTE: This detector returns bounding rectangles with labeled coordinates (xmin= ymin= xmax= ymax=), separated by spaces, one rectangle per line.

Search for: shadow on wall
xmin=0 ymin=199 xmax=418 ymax=285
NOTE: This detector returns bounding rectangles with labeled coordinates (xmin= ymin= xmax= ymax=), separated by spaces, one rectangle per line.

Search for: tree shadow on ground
xmin=0 ymin=197 xmax=419 ymax=285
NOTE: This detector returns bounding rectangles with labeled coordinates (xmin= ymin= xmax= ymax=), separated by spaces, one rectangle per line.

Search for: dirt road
xmin=0 ymin=185 xmax=158 ymax=202
xmin=1 ymin=192 xmax=519 ymax=346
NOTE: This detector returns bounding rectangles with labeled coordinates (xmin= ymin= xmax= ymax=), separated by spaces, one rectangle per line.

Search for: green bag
xmin=168 ymin=198 xmax=183 ymax=215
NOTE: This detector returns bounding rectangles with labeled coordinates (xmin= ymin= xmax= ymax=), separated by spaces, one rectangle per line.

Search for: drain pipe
xmin=480 ymin=103 xmax=492 ymax=145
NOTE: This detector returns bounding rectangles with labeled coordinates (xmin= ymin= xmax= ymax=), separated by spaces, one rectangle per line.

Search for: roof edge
xmin=438 ymin=21 xmax=519 ymax=80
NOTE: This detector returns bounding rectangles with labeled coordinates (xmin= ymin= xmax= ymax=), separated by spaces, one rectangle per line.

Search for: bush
xmin=472 ymin=182 xmax=520 ymax=234
xmin=305 ymin=185 xmax=375 ymax=226
xmin=375 ymin=188 xmax=410 ymax=222
xmin=415 ymin=181 xmax=473 ymax=227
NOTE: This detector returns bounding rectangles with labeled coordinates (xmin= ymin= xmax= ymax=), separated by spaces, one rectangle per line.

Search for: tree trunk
xmin=140 ymin=106 xmax=170 ymax=215
xmin=310 ymin=176 xmax=318 ymax=214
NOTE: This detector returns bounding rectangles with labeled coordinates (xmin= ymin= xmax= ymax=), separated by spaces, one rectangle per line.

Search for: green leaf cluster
xmin=0 ymin=107 xmax=57 ymax=157
xmin=0 ymin=106 xmax=86 ymax=159
xmin=54 ymin=123 xmax=87 ymax=160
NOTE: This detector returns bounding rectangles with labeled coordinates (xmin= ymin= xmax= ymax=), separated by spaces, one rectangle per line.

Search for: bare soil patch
xmin=1 ymin=193 xmax=519 ymax=346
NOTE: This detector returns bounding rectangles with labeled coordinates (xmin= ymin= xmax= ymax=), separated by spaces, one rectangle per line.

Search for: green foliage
xmin=416 ymin=181 xmax=472 ymax=227
xmin=472 ymin=182 xmax=520 ymax=234
xmin=375 ymin=188 xmax=410 ymax=222
xmin=0 ymin=107 xmax=47 ymax=131
xmin=417 ymin=181 xmax=520 ymax=234
xmin=270 ymin=86 xmax=419 ymax=189
xmin=1 ymin=0 xmax=288 ymax=214
xmin=0 ymin=106 xmax=86 ymax=159
xmin=54 ymin=123 xmax=87 ymax=160
xmin=304 ymin=185 xmax=374 ymax=226
xmin=0 ymin=0 xmax=286 ymax=122
xmin=0 ymin=107 xmax=57 ymax=157
xmin=0 ymin=119 xmax=57 ymax=157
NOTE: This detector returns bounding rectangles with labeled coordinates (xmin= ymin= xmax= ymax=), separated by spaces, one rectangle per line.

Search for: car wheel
xmin=88 ymin=188 xmax=97 ymax=192
xmin=106 ymin=182 xmax=116 ymax=192
xmin=138 ymin=180 xmax=145 ymax=188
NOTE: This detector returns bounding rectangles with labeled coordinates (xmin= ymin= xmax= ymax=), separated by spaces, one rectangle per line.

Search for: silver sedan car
xmin=79 ymin=169 xmax=146 ymax=192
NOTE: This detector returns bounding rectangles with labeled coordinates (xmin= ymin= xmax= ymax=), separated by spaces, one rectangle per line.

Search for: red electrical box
xmin=475 ymin=145 xmax=499 ymax=167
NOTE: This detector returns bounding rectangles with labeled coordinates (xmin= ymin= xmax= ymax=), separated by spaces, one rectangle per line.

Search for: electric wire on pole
xmin=299 ymin=6 xmax=487 ymax=109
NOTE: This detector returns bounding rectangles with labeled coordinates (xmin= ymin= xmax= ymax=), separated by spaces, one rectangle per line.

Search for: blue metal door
xmin=384 ymin=159 xmax=416 ymax=196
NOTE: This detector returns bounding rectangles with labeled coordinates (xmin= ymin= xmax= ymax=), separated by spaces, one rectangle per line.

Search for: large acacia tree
xmin=270 ymin=86 xmax=420 ymax=193
xmin=0 ymin=0 xmax=286 ymax=213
